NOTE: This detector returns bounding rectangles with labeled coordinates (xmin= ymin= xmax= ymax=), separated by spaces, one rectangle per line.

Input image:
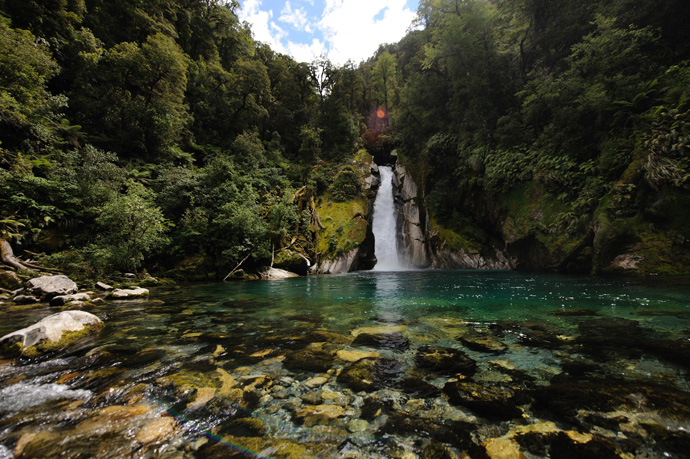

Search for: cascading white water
xmin=372 ymin=166 xmax=404 ymax=271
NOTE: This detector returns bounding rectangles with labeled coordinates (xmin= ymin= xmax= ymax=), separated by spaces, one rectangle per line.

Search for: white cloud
xmin=279 ymin=1 xmax=311 ymax=32
xmin=287 ymin=38 xmax=327 ymax=63
xmin=318 ymin=0 xmax=416 ymax=65
xmin=239 ymin=0 xmax=417 ymax=65
xmin=238 ymin=0 xmax=288 ymax=53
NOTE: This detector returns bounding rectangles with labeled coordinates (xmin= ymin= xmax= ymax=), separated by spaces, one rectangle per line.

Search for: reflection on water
xmin=0 ymin=271 xmax=690 ymax=458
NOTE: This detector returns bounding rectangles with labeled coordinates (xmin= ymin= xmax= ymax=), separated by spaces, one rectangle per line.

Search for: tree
xmin=95 ymin=181 xmax=171 ymax=272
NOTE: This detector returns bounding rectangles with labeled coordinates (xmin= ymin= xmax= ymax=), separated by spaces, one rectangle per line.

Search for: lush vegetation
xmin=1 ymin=0 xmax=689 ymax=281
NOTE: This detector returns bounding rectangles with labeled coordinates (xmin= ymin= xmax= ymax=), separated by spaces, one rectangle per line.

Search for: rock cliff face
xmin=393 ymin=164 xmax=511 ymax=270
xmin=393 ymin=163 xmax=430 ymax=268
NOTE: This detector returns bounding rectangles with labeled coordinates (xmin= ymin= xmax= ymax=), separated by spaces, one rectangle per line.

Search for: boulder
xmin=26 ymin=275 xmax=77 ymax=299
xmin=108 ymin=287 xmax=149 ymax=299
xmin=95 ymin=282 xmax=113 ymax=291
xmin=50 ymin=293 xmax=91 ymax=306
xmin=0 ymin=310 xmax=104 ymax=358
xmin=12 ymin=294 xmax=39 ymax=304
xmin=0 ymin=269 xmax=22 ymax=290
xmin=257 ymin=267 xmax=300 ymax=279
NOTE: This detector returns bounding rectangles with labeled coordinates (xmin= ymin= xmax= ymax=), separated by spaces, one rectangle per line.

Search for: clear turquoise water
xmin=1 ymin=271 xmax=690 ymax=458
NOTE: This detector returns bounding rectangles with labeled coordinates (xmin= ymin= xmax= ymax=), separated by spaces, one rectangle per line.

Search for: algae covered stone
xmin=0 ymin=310 xmax=104 ymax=358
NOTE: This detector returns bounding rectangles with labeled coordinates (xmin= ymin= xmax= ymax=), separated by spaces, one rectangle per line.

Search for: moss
xmin=22 ymin=322 xmax=104 ymax=358
xmin=315 ymin=196 xmax=369 ymax=259
xmin=429 ymin=217 xmax=482 ymax=253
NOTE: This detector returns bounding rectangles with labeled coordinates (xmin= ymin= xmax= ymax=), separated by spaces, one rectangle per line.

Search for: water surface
xmin=1 ymin=271 xmax=690 ymax=458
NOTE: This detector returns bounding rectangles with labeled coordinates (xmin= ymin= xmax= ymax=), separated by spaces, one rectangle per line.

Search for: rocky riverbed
xmin=1 ymin=271 xmax=689 ymax=458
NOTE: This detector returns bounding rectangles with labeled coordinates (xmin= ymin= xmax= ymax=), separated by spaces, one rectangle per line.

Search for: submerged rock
xmin=136 ymin=416 xmax=178 ymax=445
xmin=26 ymin=275 xmax=78 ymax=299
xmin=352 ymin=332 xmax=411 ymax=351
xmin=415 ymin=345 xmax=477 ymax=376
xmin=0 ymin=310 xmax=104 ymax=358
xmin=283 ymin=349 xmax=334 ymax=372
xmin=458 ymin=334 xmax=507 ymax=353
xmin=442 ymin=381 xmax=522 ymax=420
xmin=336 ymin=349 xmax=381 ymax=362
xmin=295 ymin=404 xmax=346 ymax=427
xmin=338 ymin=357 xmax=403 ymax=392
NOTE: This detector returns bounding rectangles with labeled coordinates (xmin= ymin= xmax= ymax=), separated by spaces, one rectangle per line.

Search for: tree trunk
xmin=1 ymin=239 xmax=35 ymax=272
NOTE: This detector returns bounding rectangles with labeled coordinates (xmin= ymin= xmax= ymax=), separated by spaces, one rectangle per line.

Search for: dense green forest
xmin=1 ymin=0 xmax=689 ymax=283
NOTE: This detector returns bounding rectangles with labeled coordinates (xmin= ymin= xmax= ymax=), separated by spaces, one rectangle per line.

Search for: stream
xmin=1 ymin=271 xmax=690 ymax=458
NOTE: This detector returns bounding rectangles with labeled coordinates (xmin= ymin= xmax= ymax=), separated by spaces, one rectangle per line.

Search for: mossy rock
xmin=0 ymin=310 xmax=104 ymax=359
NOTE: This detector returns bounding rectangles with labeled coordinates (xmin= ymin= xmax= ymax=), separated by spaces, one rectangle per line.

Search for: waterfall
xmin=372 ymin=166 xmax=403 ymax=271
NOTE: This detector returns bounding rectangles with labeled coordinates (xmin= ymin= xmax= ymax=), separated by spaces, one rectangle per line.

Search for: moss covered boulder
xmin=0 ymin=310 xmax=104 ymax=358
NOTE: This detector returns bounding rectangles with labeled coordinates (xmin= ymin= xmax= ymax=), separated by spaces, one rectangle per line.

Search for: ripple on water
xmin=0 ymin=382 xmax=91 ymax=412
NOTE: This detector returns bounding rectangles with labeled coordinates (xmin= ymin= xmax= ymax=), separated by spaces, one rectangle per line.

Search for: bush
xmin=330 ymin=166 xmax=360 ymax=202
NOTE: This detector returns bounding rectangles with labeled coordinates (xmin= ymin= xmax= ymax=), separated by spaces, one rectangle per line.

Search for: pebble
xmin=347 ymin=419 xmax=369 ymax=433
xmin=305 ymin=376 xmax=328 ymax=388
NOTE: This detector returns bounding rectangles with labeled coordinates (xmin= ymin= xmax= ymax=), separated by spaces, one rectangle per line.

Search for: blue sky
xmin=238 ymin=0 xmax=420 ymax=65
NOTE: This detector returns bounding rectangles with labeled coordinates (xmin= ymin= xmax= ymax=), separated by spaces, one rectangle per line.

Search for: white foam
xmin=0 ymin=382 xmax=91 ymax=413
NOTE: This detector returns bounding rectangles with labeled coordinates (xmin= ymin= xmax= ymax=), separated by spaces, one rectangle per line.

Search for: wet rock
xmin=515 ymin=322 xmax=563 ymax=349
xmin=458 ymin=334 xmax=507 ymax=353
xmin=396 ymin=377 xmax=441 ymax=398
xmin=284 ymin=349 xmax=334 ymax=372
xmin=198 ymin=435 xmax=336 ymax=459
xmin=442 ymin=381 xmax=522 ymax=420
xmin=303 ymin=330 xmax=351 ymax=344
xmin=136 ymin=416 xmax=177 ymax=445
xmin=75 ymin=404 xmax=150 ymax=434
xmin=304 ymin=376 xmax=328 ymax=388
xmin=108 ymin=287 xmax=149 ymax=299
xmin=336 ymin=349 xmax=381 ymax=362
xmin=351 ymin=324 xmax=407 ymax=337
xmin=360 ymin=396 xmax=393 ymax=420
xmin=220 ymin=417 xmax=267 ymax=437
xmin=414 ymin=345 xmax=477 ymax=376
xmin=320 ymin=386 xmax=350 ymax=405
xmin=532 ymin=378 xmax=690 ymax=425
xmin=549 ymin=432 xmax=619 ymax=459
xmin=352 ymin=333 xmax=410 ymax=351
xmin=26 ymin=275 xmax=77 ymax=299
xmin=12 ymin=294 xmax=39 ymax=304
xmin=0 ymin=310 xmax=104 ymax=358
xmin=301 ymin=391 xmax=322 ymax=405
xmin=50 ymin=292 xmax=91 ymax=306
xmin=641 ymin=422 xmax=690 ymax=457
xmin=376 ymin=412 xmax=454 ymax=443
xmin=338 ymin=358 xmax=403 ymax=392
xmin=347 ymin=418 xmax=369 ymax=433
xmin=295 ymin=404 xmax=346 ymax=427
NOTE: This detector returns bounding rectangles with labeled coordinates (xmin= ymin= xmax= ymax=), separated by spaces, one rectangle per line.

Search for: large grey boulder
xmin=0 ymin=310 xmax=103 ymax=358
xmin=26 ymin=275 xmax=78 ymax=299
